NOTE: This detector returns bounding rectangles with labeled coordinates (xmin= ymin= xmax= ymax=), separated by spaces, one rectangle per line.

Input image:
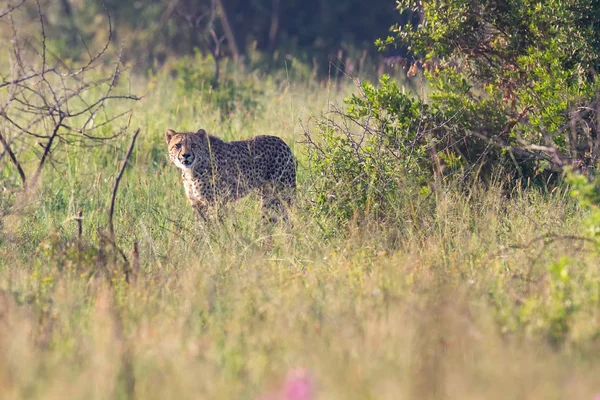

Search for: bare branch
xmin=0 ymin=71 xmax=54 ymax=90
xmin=0 ymin=130 xmax=27 ymax=187
xmin=1 ymin=1 xmax=139 ymax=191
xmin=30 ymin=115 xmax=64 ymax=187
xmin=0 ymin=0 xmax=26 ymax=19
xmin=109 ymin=128 xmax=141 ymax=241
xmin=63 ymin=1 xmax=113 ymax=77
xmin=77 ymin=210 xmax=83 ymax=240
xmin=35 ymin=0 xmax=47 ymax=74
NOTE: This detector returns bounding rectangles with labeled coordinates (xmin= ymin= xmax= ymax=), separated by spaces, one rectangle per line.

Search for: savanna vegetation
xmin=2 ymin=0 xmax=600 ymax=399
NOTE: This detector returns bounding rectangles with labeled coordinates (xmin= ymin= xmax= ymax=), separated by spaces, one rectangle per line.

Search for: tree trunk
xmin=267 ymin=0 xmax=280 ymax=55
xmin=60 ymin=0 xmax=78 ymax=47
xmin=214 ymin=0 xmax=239 ymax=62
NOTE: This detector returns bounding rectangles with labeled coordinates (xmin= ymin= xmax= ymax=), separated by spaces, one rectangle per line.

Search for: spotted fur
xmin=166 ymin=128 xmax=296 ymax=221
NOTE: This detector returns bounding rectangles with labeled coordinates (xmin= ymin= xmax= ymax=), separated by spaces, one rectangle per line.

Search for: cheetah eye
xmin=175 ymin=143 xmax=182 ymax=150
xmin=191 ymin=143 xmax=198 ymax=148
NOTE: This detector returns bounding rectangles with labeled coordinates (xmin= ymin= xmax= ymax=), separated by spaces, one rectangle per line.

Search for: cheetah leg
xmin=213 ymin=201 xmax=229 ymax=225
xmin=260 ymin=184 xmax=289 ymax=224
xmin=193 ymin=204 xmax=209 ymax=224
xmin=280 ymin=184 xmax=296 ymax=209
xmin=279 ymin=185 xmax=296 ymax=226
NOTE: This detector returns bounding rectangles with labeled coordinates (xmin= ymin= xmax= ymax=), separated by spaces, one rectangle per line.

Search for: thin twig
xmin=1 ymin=0 xmax=139 ymax=192
xmin=507 ymin=234 xmax=595 ymax=250
xmin=0 ymin=0 xmax=26 ymax=18
xmin=109 ymin=128 xmax=140 ymax=241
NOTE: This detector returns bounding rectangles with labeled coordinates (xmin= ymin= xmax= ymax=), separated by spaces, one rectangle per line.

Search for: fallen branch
xmin=506 ymin=233 xmax=595 ymax=250
xmin=489 ymin=233 xmax=595 ymax=261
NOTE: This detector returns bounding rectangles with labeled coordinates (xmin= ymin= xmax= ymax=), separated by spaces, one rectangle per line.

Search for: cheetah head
xmin=165 ymin=128 xmax=208 ymax=170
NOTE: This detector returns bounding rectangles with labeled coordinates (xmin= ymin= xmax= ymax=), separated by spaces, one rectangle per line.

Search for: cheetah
xmin=165 ymin=128 xmax=296 ymax=222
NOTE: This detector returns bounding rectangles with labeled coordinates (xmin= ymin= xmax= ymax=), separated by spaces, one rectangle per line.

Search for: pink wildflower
xmin=259 ymin=368 xmax=315 ymax=400
xmin=283 ymin=368 xmax=314 ymax=400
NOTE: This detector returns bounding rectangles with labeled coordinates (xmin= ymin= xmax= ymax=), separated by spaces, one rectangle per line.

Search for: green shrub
xmin=374 ymin=0 xmax=600 ymax=177
xmin=171 ymin=50 xmax=263 ymax=119
xmin=567 ymin=169 xmax=600 ymax=246
xmin=305 ymin=76 xmax=436 ymax=226
xmin=306 ymin=0 xmax=600 ymax=228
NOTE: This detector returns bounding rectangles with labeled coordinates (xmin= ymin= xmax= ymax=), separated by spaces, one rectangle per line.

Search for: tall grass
xmin=1 ymin=68 xmax=599 ymax=400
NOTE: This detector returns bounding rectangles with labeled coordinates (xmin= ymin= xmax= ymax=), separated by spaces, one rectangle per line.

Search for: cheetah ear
xmin=165 ymin=129 xmax=176 ymax=144
xmin=197 ymin=129 xmax=206 ymax=135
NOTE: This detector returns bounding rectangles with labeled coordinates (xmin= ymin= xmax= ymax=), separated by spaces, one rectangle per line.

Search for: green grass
xmin=1 ymin=68 xmax=600 ymax=400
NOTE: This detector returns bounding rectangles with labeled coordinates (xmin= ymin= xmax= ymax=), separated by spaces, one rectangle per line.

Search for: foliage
xmin=306 ymin=76 xmax=435 ymax=226
xmin=171 ymin=51 xmax=263 ymax=119
xmin=566 ymin=169 xmax=600 ymax=245
xmin=305 ymin=1 xmax=600 ymax=229
xmin=374 ymin=0 xmax=600 ymax=176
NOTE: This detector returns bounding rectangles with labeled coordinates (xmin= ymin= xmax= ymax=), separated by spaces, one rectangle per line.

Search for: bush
xmin=306 ymin=0 xmax=600 ymax=226
xmin=171 ymin=50 xmax=263 ymax=119
xmin=305 ymin=76 xmax=436 ymax=226
xmin=374 ymin=0 xmax=600 ymax=177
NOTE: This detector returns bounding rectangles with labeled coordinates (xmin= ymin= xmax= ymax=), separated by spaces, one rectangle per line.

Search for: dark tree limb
xmin=0 ymin=0 xmax=26 ymax=19
xmin=267 ymin=0 xmax=280 ymax=55
xmin=0 ymin=130 xmax=26 ymax=187
xmin=31 ymin=116 xmax=64 ymax=187
xmin=207 ymin=28 xmax=225 ymax=86
xmin=214 ymin=0 xmax=239 ymax=62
